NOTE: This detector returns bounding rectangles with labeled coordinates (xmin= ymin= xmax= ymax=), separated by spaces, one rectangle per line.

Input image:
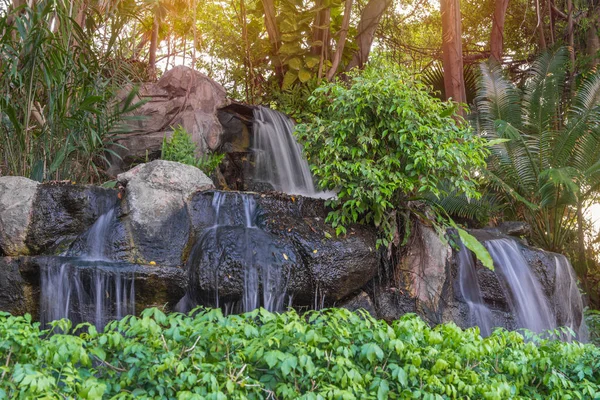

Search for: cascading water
xmin=252 ymin=106 xmax=332 ymax=199
xmin=183 ymin=192 xmax=290 ymax=314
xmin=486 ymin=239 xmax=556 ymax=333
xmin=457 ymin=237 xmax=587 ymax=340
xmin=40 ymin=206 xmax=135 ymax=330
xmin=456 ymin=242 xmax=494 ymax=336
xmin=553 ymin=254 xmax=588 ymax=341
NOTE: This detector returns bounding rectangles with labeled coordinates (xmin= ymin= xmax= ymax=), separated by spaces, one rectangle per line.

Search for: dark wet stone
xmin=26 ymin=183 xmax=118 ymax=255
xmin=0 ymin=257 xmax=27 ymax=315
xmin=186 ymin=191 xmax=378 ymax=306
xmin=339 ymin=291 xmax=377 ymax=317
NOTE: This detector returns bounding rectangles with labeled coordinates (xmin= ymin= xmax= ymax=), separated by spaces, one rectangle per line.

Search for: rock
xmin=26 ymin=183 xmax=118 ymax=255
xmin=0 ymin=257 xmax=27 ymax=315
xmin=373 ymin=286 xmax=418 ymax=323
xmin=186 ymin=226 xmax=301 ymax=305
xmin=496 ymin=221 xmax=531 ymax=237
xmin=117 ymin=160 xmax=214 ymax=266
xmin=185 ymin=191 xmax=378 ymax=306
xmin=394 ymin=222 xmax=452 ymax=314
xmin=0 ymin=177 xmax=39 ymax=255
xmin=108 ymin=67 xmax=230 ymax=175
xmin=339 ymin=291 xmax=376 ymax=317
xmin=217 ymin=109 xmax=252 ymax=153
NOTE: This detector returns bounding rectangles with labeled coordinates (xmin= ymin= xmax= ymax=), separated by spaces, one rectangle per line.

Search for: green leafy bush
xmin=1 ymin=308 xmax=599 ymax=399
xmin=161 ymin=126 xmax=224 ymax=175
xmin=294 ymin=66 xmax=489 ymax=247
xmin=585 ymin=308 xmax=600 ymax=346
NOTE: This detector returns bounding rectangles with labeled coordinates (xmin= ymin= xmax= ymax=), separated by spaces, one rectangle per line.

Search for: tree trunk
xmin=548 ymin=0 xmax=555 ymax=45
xmin=490 ymin=0 xmax=509 ymax=62
xmin=148 ymin=15 xmax=159 ymax=80
xmin=261 ymin=0 xmax=284 ymax=82
xmin=440 ymin=0 xmax=467 ymax=107
xmin=326 ymin=0 xmax=353 ymax=81
xmin=345 ymin=0 xmax=392 ymax=71
xmin=587 ymin=11 xmax=600 ymax=67
xmin=535 ymin=0 xmax=547 ymax=50
xmin=311 ymin=0 xmax=331 ymax=57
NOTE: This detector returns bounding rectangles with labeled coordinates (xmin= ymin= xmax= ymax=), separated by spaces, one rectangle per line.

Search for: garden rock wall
xmin=0 ymin=161 xmax=584 ymax=333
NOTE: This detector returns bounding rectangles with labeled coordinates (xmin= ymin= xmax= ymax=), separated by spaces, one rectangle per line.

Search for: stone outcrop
xmin=117 ymin=160 xmax=215 ymax=266
xmin=108 ymin=67 xmax=229 ymax=175
xmin=0 ymin=177 xmax=39 ymax=255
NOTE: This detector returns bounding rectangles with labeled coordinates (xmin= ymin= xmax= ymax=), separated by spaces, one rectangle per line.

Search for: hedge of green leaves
xmin=1 ymin=308 xmax=599 ymax=399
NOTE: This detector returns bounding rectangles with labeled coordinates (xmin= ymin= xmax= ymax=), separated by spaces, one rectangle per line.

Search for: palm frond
xmin=555 ymin=71 xmax=600 ymax=167
xmin=475 ymin=60 xmax=522 ymax=135
xmin=521 ymin=48 xmax=569 ymax=137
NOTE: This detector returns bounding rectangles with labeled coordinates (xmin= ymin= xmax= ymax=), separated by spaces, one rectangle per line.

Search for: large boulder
xmin=109 ymin=67 xmax=229 ymax=175
xmin=117 ymin=160 xmax=214 ymax=266
xmin=185 ymin=191 xmax=379 ymax=307
xmin=0 ymin=177 xmax=39 ymax=255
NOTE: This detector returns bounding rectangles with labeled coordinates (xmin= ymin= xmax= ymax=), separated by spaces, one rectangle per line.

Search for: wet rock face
xmin=117 ymin=160 xmax=214 ymax=266
xmin=0 ymin=177 xmax=39 ymax=255
xmin=0 ymin=256 xmax=187 ymax=318
xmin=26 ymin=184 xmax=118 ymax=255
xmin=0 ymin=257 xmax=27 ymax=315
xmin=185 ymin=191 xmax=379 ymax=307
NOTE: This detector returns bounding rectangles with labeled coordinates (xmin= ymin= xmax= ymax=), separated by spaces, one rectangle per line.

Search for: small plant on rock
xmin=161 ymin=125 xmax=224 ymax=175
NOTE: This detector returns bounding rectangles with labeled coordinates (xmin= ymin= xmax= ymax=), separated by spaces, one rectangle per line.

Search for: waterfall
xmin=553 ymin=254 xmax=589 ymax=341
xmin=457 ymin=237 xmax=587 ymax=340
xmin=184 ymin=192 xmax=290 ymax=314
xmin=486 ymin=239 xmax=556 ymax=333
xmin=252 ymin=106 xmax=332 ymax=199
xmin=456 ymin=241 xmax=494 ymax=336
xmin=40 ymin=206 xmax=135 ymax=330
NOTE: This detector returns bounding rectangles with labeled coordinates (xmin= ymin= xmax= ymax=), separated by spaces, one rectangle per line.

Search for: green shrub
xmin=585 ymin=308 xmax=600 ymax=346
xmin=161 ymin=125 xmax=224 ymax=175
xmin=294 ymin=66 xmax=489 ymax=247
xmin=1 ymin=308 xmax=599 ymax=399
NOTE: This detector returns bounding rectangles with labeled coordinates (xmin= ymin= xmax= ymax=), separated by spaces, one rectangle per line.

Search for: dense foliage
xmin=295 ymin=66 xmax=489 ymax=246
xmin=0 ymin=0 xmax=142 ymax=183
xmin=472 ymin=48 xmax=600 ymax=276
xmin=161 ymin=126 xmax=224 ymax=175
xmin=1 ymin=308 xmax=599 ymax=399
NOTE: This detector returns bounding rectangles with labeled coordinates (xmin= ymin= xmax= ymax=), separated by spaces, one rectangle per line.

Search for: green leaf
xmin=457 ymin=228 xmax=494 ymax=270
xmin=287 ymin=57 xmax=302 ymax=70
xmin=282 ymin=71 xmax=298 ymax=90
xmin=298 ymin=69 xmax=312 ymax=83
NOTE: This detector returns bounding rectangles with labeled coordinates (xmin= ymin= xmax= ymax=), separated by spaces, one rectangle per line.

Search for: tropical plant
xmin=161 ymin=125 xmax=224 ymax=174
xmin=1 ymin=308 xmax=599 ymax=398
xmin=295 ymin=65 xmax=489 ymax=247
xmin=474 ymin=47 xmax=600 ymax=274
xmin=0 ymin=0 xmax=142 ymax=183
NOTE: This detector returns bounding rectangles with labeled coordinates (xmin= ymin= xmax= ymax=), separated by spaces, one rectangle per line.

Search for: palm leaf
xmin=476 ymin=60 xmax=522 ymax=135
